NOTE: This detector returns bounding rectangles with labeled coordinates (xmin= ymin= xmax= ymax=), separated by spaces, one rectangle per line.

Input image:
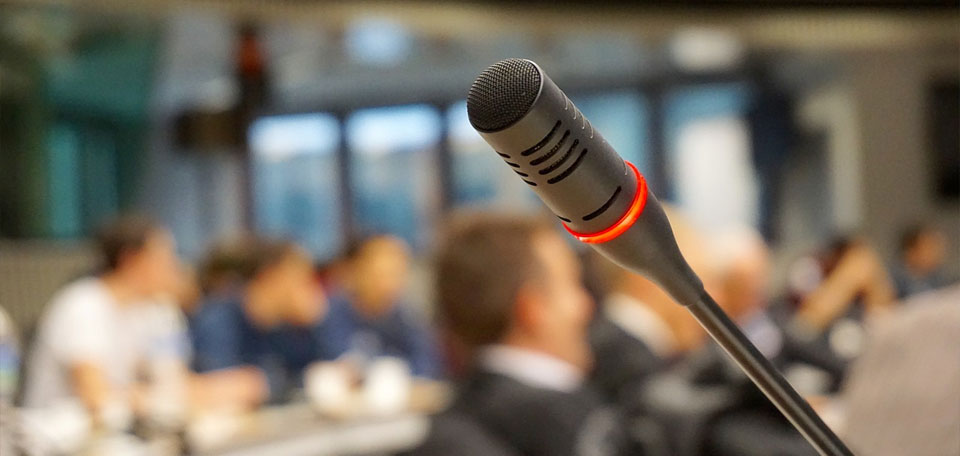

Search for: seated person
xmin=414 ymin=213 xmax=629 ymax=456
xmin=892 ymin=224 xmax=952 ymax=299
xmin=23 ymin=215 xmax=186 ymax=424
xmin=789 ymin=237 xmax=895 ymax=352
xmin=585 ymin=207 xmax=710 ymax=402
xmin=712 ymin=228 xmax=845 ymax=382
xmin=190 ymin=237 xmax=326 ymax=404
xmin=682 ymin=227 xmax=826 ymax=456
xmin=407 ymin=410 xmax=521 ymax=456
xmin=316 ymin=235 xmax=439 ymax=378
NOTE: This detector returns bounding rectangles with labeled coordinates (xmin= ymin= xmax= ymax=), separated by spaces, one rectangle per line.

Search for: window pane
xmin=346 ymin=104 xmax=441 ymax=249
xmin=664 ymin=83 xmax=758 ymax=230
xmin=250 ymin=113 xmax=342 ymax=261
xmin=447 ymin=101 xmax=540 ymax=209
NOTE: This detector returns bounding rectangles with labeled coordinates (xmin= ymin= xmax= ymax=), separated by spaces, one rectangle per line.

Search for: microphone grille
xmin=467 ymin=58 xmax=542 ymax=132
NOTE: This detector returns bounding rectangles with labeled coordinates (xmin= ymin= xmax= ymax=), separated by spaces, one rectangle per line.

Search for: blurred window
xmin=250 ymin=113 xmax=343 ymax=261
xmin=664 ymin=83 xmax=758 ymax=231
xmin=344 ymin=18 xmax=413 ymax=66
xmin=447 ymin=101 xmax=539 ymax=210
xmin=346 ymin=104 xmax=441 ymax=250
xmin=447 ymin=92 xmax=649 ymax=210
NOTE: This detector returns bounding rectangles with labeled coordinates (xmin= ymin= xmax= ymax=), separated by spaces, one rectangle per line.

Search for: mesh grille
xmin=467 ymin=59 xmax=541 ymax=132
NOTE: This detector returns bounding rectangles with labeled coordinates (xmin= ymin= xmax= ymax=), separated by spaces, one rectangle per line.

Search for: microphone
xmin=467 ymin=58 xmax=701 ymax=308
xmin=466 ymin=58 xmax=852 ymax=456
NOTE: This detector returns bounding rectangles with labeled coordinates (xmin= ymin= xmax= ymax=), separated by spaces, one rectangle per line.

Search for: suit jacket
xmin=414 ymin=368 xmax=630 ymax=456
xmin=405 ymin=410 xmax=520 ymax=456
xmin=588 ymin=313 xmax=668 ymax=410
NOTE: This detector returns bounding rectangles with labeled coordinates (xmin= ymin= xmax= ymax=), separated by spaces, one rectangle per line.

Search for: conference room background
xmin=0 ymin=1 xmax=957 ymax=455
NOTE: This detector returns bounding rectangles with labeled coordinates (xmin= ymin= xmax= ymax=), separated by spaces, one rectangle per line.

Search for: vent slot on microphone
xmin=520 ymin=121 xmax=561 ymax=157
xmin=583 ymin=186 xmax=622 ymax=221
xmin=522 ymin=179 xmax=537 ymax=186
xmin=496 ymin=151 xmax=511 ymax=159
xmin=513 ymin=170 xmax=529 ymax=177
xmin=538 ymin=139 xmax=579 ymax=175
xmin=530 ymin=130 xmax=570 ymax=166
xmin=505 ymin=161 xmax=521 ymax=168
xmin=547 ymin=148 xmax=588 ymax=184
xmin=557 ymin=215 xmax=572 ymax=223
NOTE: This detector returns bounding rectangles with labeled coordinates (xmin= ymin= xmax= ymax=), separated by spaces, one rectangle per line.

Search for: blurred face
xmin=272 ymin=248 xmax=325 ymax=326
xmin=908 ymin=231 xmax=946 ymax=275
xmin=722 ymin=246 xmax=771 ymax=321
xmin=126 ymin=229 xmax=180 ymax=299
xmin=524 ymin=231 xmax=594 ymax=371
xmin=351 ymin=237 xmax=410 ymax=317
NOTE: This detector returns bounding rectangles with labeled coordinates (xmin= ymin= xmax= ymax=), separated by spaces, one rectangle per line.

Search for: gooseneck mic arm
xmin=687 ymin=294 xmax=852 ymax=456
xmin=466 ymin=59 xmax=853 ymax=456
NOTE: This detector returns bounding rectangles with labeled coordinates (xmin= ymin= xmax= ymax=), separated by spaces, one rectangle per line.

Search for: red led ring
xmin=562 ymin=161 xmax=648 ymax=244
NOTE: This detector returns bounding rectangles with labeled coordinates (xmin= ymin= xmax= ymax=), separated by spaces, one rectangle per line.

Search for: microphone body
xmin=470 ymin=59 xmax=703 ymax=307
xmin=467 ymin=59 xmax=852 ymax=456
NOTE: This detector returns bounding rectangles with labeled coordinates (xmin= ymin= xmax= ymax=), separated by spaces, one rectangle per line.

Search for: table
xmin=192 ymin=381 xmax=450 ymax=456
xmin=196 ymin=404 xmax=430 ymax=456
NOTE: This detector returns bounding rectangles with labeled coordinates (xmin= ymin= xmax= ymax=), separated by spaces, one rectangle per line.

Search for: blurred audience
xmin=648 ymin=227 xmax=823 ymax=456
xmin=586 ymin=207 xmax=710 ymax=407
xmin=892 ymin=224 xmax=952 ymax=299
xmin=842 ymin=285 xmax=960 ymax=456
xmin=3 ymin=209 xmax=952 ymax=456
xmin=190 ymin=236 xmax=327 ymax=405
xmin=20 ymin=215 xmax=189 ymax=452
xmin=789 ymin=238 xmax=895 ymax=345
xmin=23 ymin=216 xmax=182 ymax=415
xmin=415 ymin=213 xmax=629 ymax=456
xmin=712 ymin=228 xmax=845 ymax=384
xmin=316 ymin=235 xmax=439 ymax=378
xmin=196 ymin=235 xmax=258 ymax=302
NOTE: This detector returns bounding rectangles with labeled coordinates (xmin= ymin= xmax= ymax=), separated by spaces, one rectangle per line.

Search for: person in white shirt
xmin=23 ymin=215 xmax=183 ymax=424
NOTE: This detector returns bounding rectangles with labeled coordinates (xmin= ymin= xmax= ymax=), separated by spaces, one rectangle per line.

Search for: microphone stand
xmin=686 ymin=291 xmax=853 ymax=456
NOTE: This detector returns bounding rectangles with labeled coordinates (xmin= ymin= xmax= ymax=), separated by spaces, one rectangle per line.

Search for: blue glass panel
xmin=346 ymin=104 xmax=441 ymax=249
xmin=250 ymin=113 xmax=343 ymax=261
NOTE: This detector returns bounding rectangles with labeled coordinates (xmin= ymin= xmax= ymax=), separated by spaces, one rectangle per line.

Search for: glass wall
xmin=250 ymin=113 xmax=343 ymax=261
xmin=447 ymin=101 xmax=540 ymax=210
xmin=664 ymin=83 xmax=758 ymax=231
xmin=244 ymin=85 xmax=759 ymax=260
xmin=346 ymin=104 xmax=442 ymax=250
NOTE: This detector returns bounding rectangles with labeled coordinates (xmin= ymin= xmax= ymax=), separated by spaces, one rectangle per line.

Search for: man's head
xmin=711 ymin=227 xmax=771 ymax=321
xmin=240 ymin=237 xmax=324 ymax=327
xmin=435 ymin=213 xmax=594 ymax=371
xmin=96 ymin=214 xmax=179 ymax=299
xmin=345 ymin=235 xmax=411 ymax=317
xmin=900 ymin=224 xmax=947 ymax=276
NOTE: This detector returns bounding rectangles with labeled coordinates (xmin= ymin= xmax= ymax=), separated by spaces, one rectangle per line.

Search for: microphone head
xmin=466 ymin=58 xmax=706 ymax=307
xmin=466 ymin=58 xmax=634 ymax=235
xmin=467 ymin=59 xmax=542 ymax=133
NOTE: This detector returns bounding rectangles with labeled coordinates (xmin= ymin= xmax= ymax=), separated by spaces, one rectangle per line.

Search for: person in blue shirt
xmin=316 ymin=235 xmax=440 ymax=379
xmin=191 ymin=236 xmax=327 ymax=404
xmin=892 ymin=224 xmax=952 ymax=299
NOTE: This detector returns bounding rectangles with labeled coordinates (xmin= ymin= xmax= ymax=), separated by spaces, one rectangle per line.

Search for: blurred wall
xmin=0 ymin=241 xmax=97 ymax=338
xmin=846 ymin=47 xmax=959 ymax=274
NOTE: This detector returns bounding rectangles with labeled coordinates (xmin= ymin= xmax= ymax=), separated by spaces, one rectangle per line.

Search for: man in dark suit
xmin=411 ymin=213 xmax=630 ymax=456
